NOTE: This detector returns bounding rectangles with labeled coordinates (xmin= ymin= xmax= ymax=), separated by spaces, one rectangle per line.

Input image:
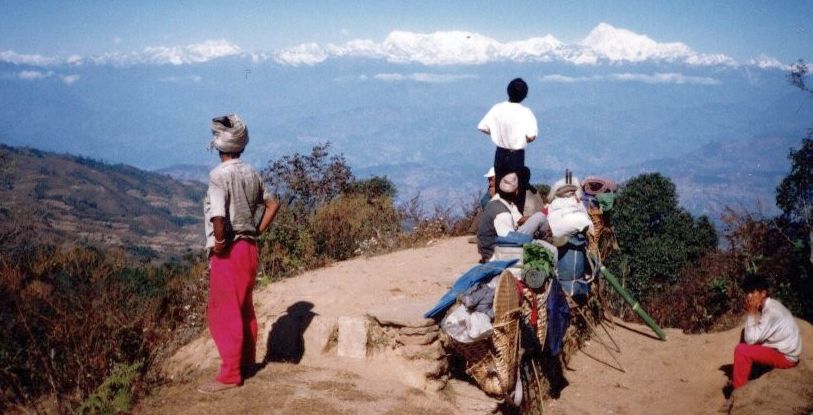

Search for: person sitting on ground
xmin=480 ymin=166 xmax=497 ymax=210
xmin=468 ymin=167 xmax=498 ymax=242
xmin=476 ymin=172 xmax=548 ymax=263
xmin=720 ymin=273 xmax=802 ymax=412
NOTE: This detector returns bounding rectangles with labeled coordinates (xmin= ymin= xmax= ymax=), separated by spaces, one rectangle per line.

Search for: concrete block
xmin=337 ymin=316 xmax=369 ymax=359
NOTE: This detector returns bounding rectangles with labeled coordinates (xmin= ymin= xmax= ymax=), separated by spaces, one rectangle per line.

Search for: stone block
xmin=368 ymin=298 xmax=437 ymax=327
xmin=302 ymin=315 xmax=337 ymax=359
xmin=399 ymin=325 xmax=439 ymax=336
xmin=398 ymin=331 xmax=439 ymax=346
xmin=398 ymin=342 xmax=446 ymax=361
xmin=337 ymin=316 xmax=369 ymax=359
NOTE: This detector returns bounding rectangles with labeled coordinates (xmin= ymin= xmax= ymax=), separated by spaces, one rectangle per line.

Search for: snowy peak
xmin=0 ymin=24 xmax=778 ymax=69
xmin=581 ymin=22 xmax=692 ymax=62
xmin=579 ymin=22 xmax=736 ymax=66
xmin=381 ymin=31 xmax=500 ymax=65
xmin=271 ymin=31 xmax=566 ymax=66
xmin=270 ymin=24 xmax=741 ymax=67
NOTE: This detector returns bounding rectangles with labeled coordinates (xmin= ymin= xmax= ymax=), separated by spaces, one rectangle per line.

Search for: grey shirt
xmin=203 ymin=159 xmax=272 ymax=251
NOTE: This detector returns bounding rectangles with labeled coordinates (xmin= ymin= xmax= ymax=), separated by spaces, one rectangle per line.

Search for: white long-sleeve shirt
xmin=743 ymin=297 xmax=802 ymax=362
xmin=491 ymin=195 xmax=522 ymax=237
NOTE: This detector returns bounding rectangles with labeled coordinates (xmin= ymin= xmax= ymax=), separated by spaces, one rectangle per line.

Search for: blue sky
xmin=1 ymin=0 xmax=811 ymax=63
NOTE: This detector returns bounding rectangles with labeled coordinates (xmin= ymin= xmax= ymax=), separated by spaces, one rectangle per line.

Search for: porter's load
xmin=546 ymin=171 xmax=594 ymax=239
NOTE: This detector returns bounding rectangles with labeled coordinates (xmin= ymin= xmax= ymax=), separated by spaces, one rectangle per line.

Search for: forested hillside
xmin=0 ymin=144 xmax=206 ymax=260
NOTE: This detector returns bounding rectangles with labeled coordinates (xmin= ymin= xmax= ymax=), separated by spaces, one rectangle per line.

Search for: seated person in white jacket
xmin=476 ymin=172 xmax=548 ymax=263
xmin=720 ymin=273 xmax=802 ymax=412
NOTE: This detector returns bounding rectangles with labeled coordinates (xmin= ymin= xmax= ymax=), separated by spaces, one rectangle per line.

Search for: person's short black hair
xmin=742 ymin=273 xmax=770 ymax=294
xmin=519 ymin=166 xmax=531 ymax=187
xmin=507 ymin=78 xmax=528 ymax=103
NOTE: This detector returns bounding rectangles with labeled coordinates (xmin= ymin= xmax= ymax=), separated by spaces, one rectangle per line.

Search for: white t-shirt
xmin=477 ymin=101 xmax=538 ymax=150
xmin=744 ymin=297 xmax=803 ymax=362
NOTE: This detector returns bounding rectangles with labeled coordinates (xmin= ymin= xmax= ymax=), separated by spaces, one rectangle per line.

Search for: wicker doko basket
xmin=447 ymin=270 xmax=521 ymax=397
xmin=587 ymin=207 xmax=617 ymax=261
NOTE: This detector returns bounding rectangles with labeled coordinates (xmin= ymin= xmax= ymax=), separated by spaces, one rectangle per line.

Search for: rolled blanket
xmin=582 ymin=176 xmax=618 ymax=196
xmin=209 ymin=113 xmax=249 ymax=153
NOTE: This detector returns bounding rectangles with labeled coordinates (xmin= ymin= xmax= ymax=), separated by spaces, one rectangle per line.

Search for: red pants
xmin=208 ymin=240 xmax=258 ymax=385
xmin=732 ymin=342 xmax=797 ymax=389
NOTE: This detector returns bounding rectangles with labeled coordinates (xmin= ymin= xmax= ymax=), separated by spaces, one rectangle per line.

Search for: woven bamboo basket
xmin=587 ymin=207 xmax=617 ymax=262
xmin=520 ymin=281 xmax=549 ymax=348
xmin=447 ymin=271 xmax=521 ymax=397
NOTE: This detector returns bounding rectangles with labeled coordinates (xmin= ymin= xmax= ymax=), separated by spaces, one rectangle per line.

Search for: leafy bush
xmin=262 ymin=142 xmax=353 ymax=210
xmin=311 ymin=193 xmax=400 ymax=260
xmin=0 ymin=225 xmax=207 ymax=413
xmin=76 ymin=361 xmax=142 ymax=415
xmin=257 ymin=143 xmax=470 ymax=281
xmin=606 ymin=173 xmax=718 ymax=303
xmin=257 ymin=206 xmax=319 ymax=282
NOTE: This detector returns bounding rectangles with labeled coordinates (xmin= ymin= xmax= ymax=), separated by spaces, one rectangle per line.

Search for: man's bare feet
xmin=197 ymin=381 xmax=239 ymax=394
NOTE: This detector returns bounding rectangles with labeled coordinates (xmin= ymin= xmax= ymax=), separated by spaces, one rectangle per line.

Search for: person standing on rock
xmin=199 ymin=113 xmax=280 ymax=393
xmin=720 ymin=273 xmax=802 ymax=412
xmin=477 ymin=78 xmax=538 ymax=214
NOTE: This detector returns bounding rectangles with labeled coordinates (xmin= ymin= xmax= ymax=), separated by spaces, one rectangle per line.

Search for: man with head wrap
xmin=477 ymin=78 xmax=539 ymax=212
xmin=199 ymin=114 xmax=280 ymax=393
xmin=476 ymin=171 xmax=548 ymax=263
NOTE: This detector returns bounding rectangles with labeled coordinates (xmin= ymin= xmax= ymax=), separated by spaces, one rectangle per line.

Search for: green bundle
xmin=522 ymin=243 xmax=555 ymax=274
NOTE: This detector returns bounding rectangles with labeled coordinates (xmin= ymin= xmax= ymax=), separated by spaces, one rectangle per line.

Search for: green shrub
xmin=258 ymin=206 xmax=318 ymax=281
xmin=606 ymin=173 xmax=718 ymax=302
xmin=0 ymin=224 xmax=207 ymax=413
xmin=311 ymin=194 xmax=400 ymax=260
xmin=76 ymin=361 xmax=142 ymax=415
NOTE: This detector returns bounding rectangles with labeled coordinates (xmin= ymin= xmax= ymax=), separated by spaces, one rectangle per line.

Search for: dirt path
xmin=136 ymin=237 xmax=813 ymax=414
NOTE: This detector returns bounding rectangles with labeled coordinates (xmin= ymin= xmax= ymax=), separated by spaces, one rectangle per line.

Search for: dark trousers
xmin=494 ymin=147 xmax=526 ymax=214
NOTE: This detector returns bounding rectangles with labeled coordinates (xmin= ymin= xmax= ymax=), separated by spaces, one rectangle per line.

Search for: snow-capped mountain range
xmin=273 ymin=23 xmax=743 ymax=67
xmin=0 ymin=23 xmax=810 ymax=217
xmin=0 ymin=23 xmax=792 ymax=69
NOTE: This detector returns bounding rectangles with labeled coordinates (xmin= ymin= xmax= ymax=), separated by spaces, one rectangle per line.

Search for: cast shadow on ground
xmin=262 ymin=301 xmax=317 ymax=364
xmin=718 ymin=362 xmax=774 ymax=399
xmin=609 ymin=319 xmax=663 ymax=341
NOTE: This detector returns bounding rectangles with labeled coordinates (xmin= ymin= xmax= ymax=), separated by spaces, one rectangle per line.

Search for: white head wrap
xmin=499 ymin=172 xmax=519 ymax=193
xmin=484 ymin=167 xmax=495 ymax=178
xmin=208 ymin=113 xmax=249 ymax=153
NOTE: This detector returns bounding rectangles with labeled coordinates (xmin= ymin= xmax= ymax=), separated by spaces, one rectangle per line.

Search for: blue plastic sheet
xmin=495 ymin=231 xmax=533 ymax=247
xmin=423 ymin=259 xmax=518 ymax=319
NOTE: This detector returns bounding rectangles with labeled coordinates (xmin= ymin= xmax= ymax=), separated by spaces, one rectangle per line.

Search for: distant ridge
xmin=0 ymin=144 xmax=207 ymax=259
xmin=155 ymin=164 xmax=211 ymax=185
xmin=607 ymin=135 xmax=797 ymax=218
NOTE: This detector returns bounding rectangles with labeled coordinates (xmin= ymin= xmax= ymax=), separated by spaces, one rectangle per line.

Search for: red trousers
xmin=732 ymin=342 xmax=797 ymax=389
xmin=208 ymin=240 xmax=258 ymax=385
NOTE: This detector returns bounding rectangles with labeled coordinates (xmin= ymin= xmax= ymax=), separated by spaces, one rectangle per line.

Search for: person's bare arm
xmin=211 ymin=216 xmax=227 ymax=256
xmin=256 ymin=199 xmax=280 ymax=235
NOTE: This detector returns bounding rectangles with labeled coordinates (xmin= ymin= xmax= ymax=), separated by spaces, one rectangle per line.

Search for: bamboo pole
xmin=600 ymin=266 xmax=667 ymax=341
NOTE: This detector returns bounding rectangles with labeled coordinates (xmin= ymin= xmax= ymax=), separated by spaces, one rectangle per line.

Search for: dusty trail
xmin=136 ymin=237 xmax=813 ymax=414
